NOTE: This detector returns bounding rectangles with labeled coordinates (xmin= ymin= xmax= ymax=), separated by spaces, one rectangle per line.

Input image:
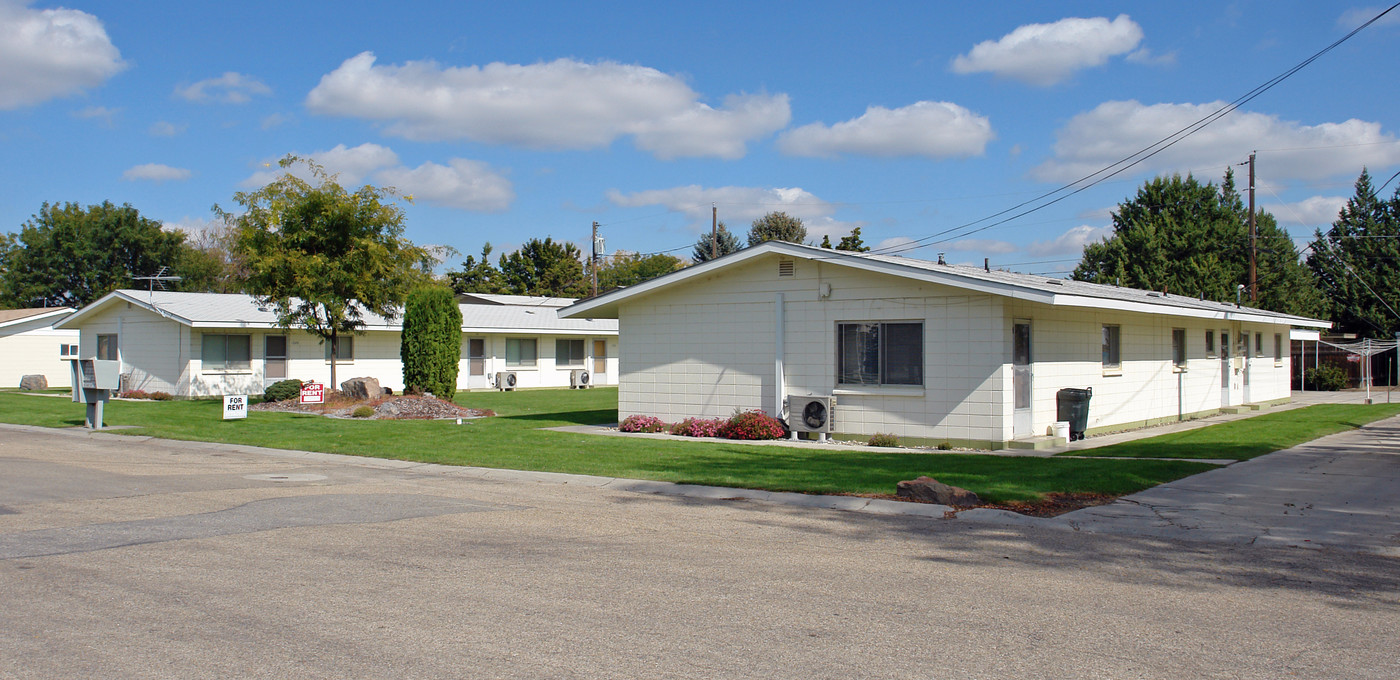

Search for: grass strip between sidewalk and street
xmin=1061 ymin=403 xmax=1400 ymax=460
xmin=0 ymin=388 xmax=1216 ymax=504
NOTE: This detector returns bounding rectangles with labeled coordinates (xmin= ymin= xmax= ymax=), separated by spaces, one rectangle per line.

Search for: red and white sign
xmin=299 ymin=382 xmax=324 ymax=404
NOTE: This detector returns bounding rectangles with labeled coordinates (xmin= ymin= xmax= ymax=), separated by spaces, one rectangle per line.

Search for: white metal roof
xmin=560 ymin=241 xmax=1332 ymax=329
xmin=456 ymin=292 xmax=574 ymax=308
xmin=58 ymin=289 xmax=617 ymax=335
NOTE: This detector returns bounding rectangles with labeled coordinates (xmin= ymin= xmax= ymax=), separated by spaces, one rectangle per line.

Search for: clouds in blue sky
xmin=0 ymin=0 xmax=123 ymax=109
xmin=950 ymin=15 xmax=1146 ymax=86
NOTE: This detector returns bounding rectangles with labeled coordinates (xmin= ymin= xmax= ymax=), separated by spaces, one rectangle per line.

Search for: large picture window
xmin=1102 ymin=325 xmax=1121 ymax=370
xmin=202 ymin=334 xmax=251 ymax=371
xmin=837 ymin=322 xmax=923 ymax=386
xmin=506 ymin=338 xmax=537 ymax=367
xmin=555 ymin=338 xmax=585 ymax=367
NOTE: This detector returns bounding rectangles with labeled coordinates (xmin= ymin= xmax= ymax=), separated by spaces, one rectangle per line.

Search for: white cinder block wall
xmin=0 ymin=318 xmax=79 ymax=388
xmin=618 ymin=252 xmax=1296 ymax=446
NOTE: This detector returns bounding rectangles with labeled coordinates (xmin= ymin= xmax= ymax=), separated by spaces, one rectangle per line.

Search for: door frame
xmin=1012 ymin=319 xmax=1032 ymax=439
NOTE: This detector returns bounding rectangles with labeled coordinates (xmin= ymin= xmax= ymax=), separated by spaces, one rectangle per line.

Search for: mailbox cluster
xmin=69 ymin=358 xmax=120 ymax=429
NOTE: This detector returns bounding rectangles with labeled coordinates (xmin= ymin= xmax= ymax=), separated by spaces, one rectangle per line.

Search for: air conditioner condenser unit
xmin=496 ymin=371 xmax=518 ymax=391
xmin=787 ymin=395 xmax=834 ymax=434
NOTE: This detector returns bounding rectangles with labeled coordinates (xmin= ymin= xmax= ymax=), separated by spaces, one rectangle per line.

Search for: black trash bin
xmin=1056 ymin=387 xmax=1092 ymax=441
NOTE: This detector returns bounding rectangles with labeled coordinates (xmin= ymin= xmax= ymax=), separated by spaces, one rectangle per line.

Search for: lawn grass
xmin=0 ymin=388 xmax=1217 ymax=504
xmin=1062 ymin=403 xmax=1400 ymax=460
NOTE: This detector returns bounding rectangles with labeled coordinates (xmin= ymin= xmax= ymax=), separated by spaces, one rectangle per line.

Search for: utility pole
xmin=711 ymin=203 xmax=718 ymax=260
xmin=591 ymin=221 xmax=600 ymax=298
xmin=1248 ymin=151 xmax=1257 ymax=302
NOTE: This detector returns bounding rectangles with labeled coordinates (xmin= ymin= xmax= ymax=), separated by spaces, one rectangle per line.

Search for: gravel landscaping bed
xmin=251 ymin=394 xmax=492 ymax=420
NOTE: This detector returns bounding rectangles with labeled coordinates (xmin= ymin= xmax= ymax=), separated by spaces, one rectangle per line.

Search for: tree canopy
xmin=498 ymin=237 xmax=587 ymax=297
xmin=1072 ymin=171 xmax=1323 ymax=318
xmin=217 ymin=154 xmax=428 ymax=387
xmin=747 ymin=211 xmax=807 ymax=246
xmin=1 ymin=201 xmax=198 ymax=308
xmin=691 ymin=221 xmax=743 ymax=263
xmin=597 ymin=251 xmax=686 ymax=291
xmin=447 ymin=242 xmax=506 ymax=295
xmin=821 ymin=227 xmax=870 ymax=252
xmin=1306 ymin=170 xmax=1400 ymax=337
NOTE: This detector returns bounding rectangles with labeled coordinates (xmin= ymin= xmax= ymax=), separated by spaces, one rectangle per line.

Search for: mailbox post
xmin=69 ymin=358 xmax=120 ymax=429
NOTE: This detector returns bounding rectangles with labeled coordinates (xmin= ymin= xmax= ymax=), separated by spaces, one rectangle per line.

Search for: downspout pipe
xmin=774 ymin=292 xmax=785 ymax=421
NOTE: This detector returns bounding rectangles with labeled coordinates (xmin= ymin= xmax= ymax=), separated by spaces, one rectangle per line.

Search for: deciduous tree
xmin=746 ymin=211 xmax=807 ymax=246
xmin=217 ymin=155 xmax=428 ymax=388
xmin=597 ymin=251 xmax=686 ymax=290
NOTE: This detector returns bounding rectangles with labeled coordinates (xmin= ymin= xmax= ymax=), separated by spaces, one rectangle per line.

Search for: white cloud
xmin=946 ymin=238 xmax=1019 ymax=255
xmin=122 ymin=163 xmax=191 ymax=182
xmin=72 ymin=105 xmax=118 ymax=125
xmin=0 ymin=0 xmax=124 ymax=110
xmin=240 ymin=143 xmax=513 ymax=213
xmin=260 ymin=112 xmax=292 ymax=129
xmin=1032 ymin=100 xmax=1400 ymax=182
xmin=375 ymin=159 xmax=514 ymax=212
xmin=1026 ymin=225 xmax=1112 ymax=257
xmin=1265 ymin=195 xmax=1349 ymax=227
xmin=149 ymin=121 xmax=185 ymax=136
xmin=1337 ymin=6 xmax=1400 ymax=29
xmin=951 ymin=15 xmax=1143 ymax=86
xmin=875 ymin=236 xmax=916 ymax=252
xmin=606 ymin=184 xmax=858 ymax=242
xmin=305 ymin=52 xmax=790 ymax=159
xmin=1125 ymin=47 xmax=1176 ymax=66
xmin=175 ymin=72 xmax=271 ymax=104
xmin=777 ymin=101 xmax=994 ymax=159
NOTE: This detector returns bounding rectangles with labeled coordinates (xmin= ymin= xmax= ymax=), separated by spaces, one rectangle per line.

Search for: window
xmin=1205 ymin=330 xmax=1215 ymax=357
xmin=96 ymin=334 xmax=118 ymax=361
xmin=837 ymin=322 xmax=923 ymax=386
xmin=1102 ymin=325 xmax=1121 ymax=370
xmin=202 ymin=334 xmax=251 ymax=371
xmin=1255 ymin=332 xmax=1264 ymax=357
xmin=60 ymin=344 xmax=78 ymax=357
xmin=506 ymin=338 xmax=537 ymax=367
xmin=324 ymin=336 xmax=354 ymax=361
xmin=1172 ymin=328 xmax=1187 ymax=369
xmin=1274 ymin=333 xmax=1283 ymax=364
xmin=555 ymin=338 xmax=585 ymax=367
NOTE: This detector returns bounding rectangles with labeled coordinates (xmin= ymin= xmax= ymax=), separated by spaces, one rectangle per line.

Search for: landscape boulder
xmin=19 ymin=375 xmax=48 ymax=391
xmin=896 ymin=476 xmax=981 ymax=506
xmin=339 ymin=376 xmax=382 ymax=400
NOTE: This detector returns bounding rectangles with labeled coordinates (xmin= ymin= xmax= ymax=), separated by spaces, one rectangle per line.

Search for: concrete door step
xmin=1007 ymin=435 xmax=1066 ymax=450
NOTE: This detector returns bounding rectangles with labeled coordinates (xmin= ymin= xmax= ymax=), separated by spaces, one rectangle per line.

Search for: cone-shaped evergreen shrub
xmin=400 ymin=285 xmax=463 ymax=398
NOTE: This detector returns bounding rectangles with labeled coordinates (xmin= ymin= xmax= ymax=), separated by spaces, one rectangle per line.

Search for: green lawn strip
xmin=1064 ymin=403 xmax=1400 ymax=460
xmin=0 ymin=389 xmax=1214 ymax=504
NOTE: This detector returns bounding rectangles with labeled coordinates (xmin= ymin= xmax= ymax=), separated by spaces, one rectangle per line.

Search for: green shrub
xmin=351 ymin=405 xmax=375 ymax=418
xmin=263 ymin=378 xmax=304 ymax=402
xmin=400 ymin=285 xmax=463 ymax=400
xmin=1306 ymin=365 xmax=1347 ymax=391
xmin=867 ymin=433 xmax=898 ymax=447
xmin=147 ymin=391 xmax=174 ymax=401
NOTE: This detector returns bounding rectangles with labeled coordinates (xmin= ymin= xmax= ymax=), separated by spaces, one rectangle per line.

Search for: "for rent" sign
xmin=300 ymin=382 xmax=324 ymax=404
xmin=223 ymin=394 xmax=248 ymax=420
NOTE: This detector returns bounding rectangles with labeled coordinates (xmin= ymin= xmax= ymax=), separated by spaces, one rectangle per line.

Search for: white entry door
xmin=466 ymin=338 xmax=489 ymax=389
xmin=1012 ymin=320 xmax=1032 ymax=438
xmin=1220 ymin=330 xmax=1232 ymax=406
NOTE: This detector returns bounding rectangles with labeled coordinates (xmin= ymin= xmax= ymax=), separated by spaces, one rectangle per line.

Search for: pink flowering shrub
xmin=669 ymin=417 xmax=724 ymax=438
xmin=620 ymin=414 xmax=667 ymax=433
xmin=718 ymin=410 xmax=787 ymax=440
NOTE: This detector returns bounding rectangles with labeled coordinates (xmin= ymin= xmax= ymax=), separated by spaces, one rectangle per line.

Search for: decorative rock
xmin=896 ymin=476 xmax=981 ymax=506
xmin=339 ymin=376 xmax=382 ymax=400
xmin=19 ymin=375 xmax=48 ymax=391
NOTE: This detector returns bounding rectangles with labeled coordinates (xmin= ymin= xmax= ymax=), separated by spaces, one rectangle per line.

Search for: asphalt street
xmin=1 ymin=425 xmax=1397 ymax=679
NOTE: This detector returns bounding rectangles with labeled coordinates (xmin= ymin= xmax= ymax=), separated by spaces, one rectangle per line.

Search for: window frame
xmin=1255 ymin=332 xmax=1264 ymax=357
xmin=1102 ymin=325 xmax=1122 ymax=373
xmin=506 ymin=337 xmax=538 ymax=368
xmin=323 ymin=336 xmax=354 ymax=362
xmin=1171 ymin=328 xmax=1187 ymax=370
xmin=1274 ymin=333 xmax=1283 ymax=365
xmin=555 ymin=338 xmax=586 ymax=368
xmin=836 ymin=321 xmax=924 ymax=387
xmin=96 ymin=334 xmax=118 ymax=361
xmin=1205 ymin=330 xmax=1216 ymax=358
xmin=201 ymin=334 xmax=252 ymax=372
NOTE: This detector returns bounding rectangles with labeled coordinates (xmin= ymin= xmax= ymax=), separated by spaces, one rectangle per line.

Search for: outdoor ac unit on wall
xmin=570 ymin=370 xmax=591 ymax=389
xmin=495 ymin=371 xmax=518 ymax=391
xmin=788 ymin=395 xmax=834 ymax=433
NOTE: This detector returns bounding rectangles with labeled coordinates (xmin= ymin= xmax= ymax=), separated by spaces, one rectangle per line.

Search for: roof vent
xmin=1147 ymin=292 xmax=1161 ymax=297
xmin=937 ymin=253 xmax=946 ymax=265
xmin=778 ymin=260 xmax=795 ymax=277
xmin=1045 ymin=279 xmax=1063 ymax=285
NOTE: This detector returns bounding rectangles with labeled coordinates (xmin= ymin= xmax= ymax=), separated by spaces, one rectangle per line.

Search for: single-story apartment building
xmin=0 ymin=307 xmax=78 ymax=388
xmin=559 ymin=241 xmax=1331 ymax=448
xmin=56 ymin=289 xmax=618 ymax=397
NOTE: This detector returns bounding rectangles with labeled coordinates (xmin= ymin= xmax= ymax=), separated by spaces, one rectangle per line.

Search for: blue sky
xmin=3 ymin=1 xmax=1399 ymax=275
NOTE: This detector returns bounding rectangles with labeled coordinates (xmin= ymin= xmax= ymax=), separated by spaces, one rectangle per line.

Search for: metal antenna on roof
xmin=133 ymin=266 xmax=182 ymax=302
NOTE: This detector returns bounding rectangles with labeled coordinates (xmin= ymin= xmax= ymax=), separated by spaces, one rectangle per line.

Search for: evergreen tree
xmin=836 ymin=227 xmax=870 ymax=252
xmin=1306 ymin=170 xmax=1400 ymax=337
xmin=447 ymin=242 xmax=505 ymax=294
xmin=400 ymin=285 xmax=463 ymax=398
xmin=498 ymin=237 xmax=587 ymax=297
xmin=691 ymin=221 xmax=742 ymax=263
xmin=1072 ymin=170 xmax=1322 ymax=318
xmin=746 ymin=211 xmax=807 ymax=246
